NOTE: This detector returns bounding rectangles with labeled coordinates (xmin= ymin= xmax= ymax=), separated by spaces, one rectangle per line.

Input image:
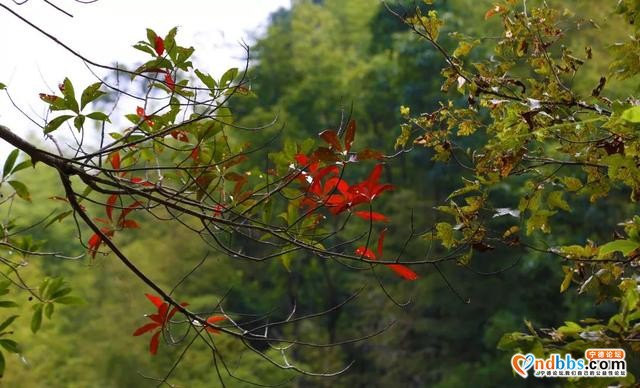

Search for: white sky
xmin=0 ymin=0 xmax=290 ymax=160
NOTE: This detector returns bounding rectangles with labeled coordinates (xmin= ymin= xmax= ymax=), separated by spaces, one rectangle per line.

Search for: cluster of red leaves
xmin=133 ymin=294 xmax=226 ymax=355
xmin=355 ymin=229 xmax=419 ymax=281
xmin=86 ymin=152 xmax=148 ymax=257
xmin=295 ymin=121 xmax=419 ymax=281
xmin=132 ymin=294 xmax=189 ymax=355
xmin=295 ymin=154 xmax=393 ymax=222
xmin=295 ymin=121 xmax=392 ymax=222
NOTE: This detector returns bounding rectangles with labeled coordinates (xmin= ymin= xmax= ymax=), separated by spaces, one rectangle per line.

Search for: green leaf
xmin=216 ymin=107 xmax=233 ymax=125
xmin=44 ymin=114 xmax=74 ymax=134
xmin=43 ymin=277 xmax=64 ymax=299
xmin=44 ymin=303 xmax=54 ymax=319
xmin=280 ymin=250 xmax=293 ymax=272
xmin=38 ymin=278 xmax=50 ymax=298
xmin=0 ymin=301 xmax=18 ymax=308
xmin=133 ymin=43 xmax=155 ymax=56
xmin=73 ymin=115 xmax=85 ymax=131
xmin=39 ymin=93 xmax=68 ymax=111
xmin=262 ymin=199 xmax=272 ymax=224
xmin=0 ymin=82 xmax=6 ymax=90
xmin=436 ymin=222 xmax=455 ymax=248
xmin=51 ymin=287 xmax=71 ymax=299
xmin=219 ymin=68 xmax=238 ymax=88
xmin=132 ymin=58 xmax=173 ymax=79
xmin=31 ymin=304 xmax=43 ymax=333
xmin=557 ymin=321 xmax=583 ymax=335
xmin=61 ymin=78 xmax=78 ymax=113
xmin=54 ymin=296 xmax=84 ymax=305
xmin=10 ymin=160 xmax=32 ymax=174
xmin=80 ymin=82 xmax=105 ymax=110
xmin=0 ymin=339 xmax=18 ymax=354
xmin=146 ymin=28 xmax=158 ymax=47
xmin=0 ymin=316 xmax=18 ymax=332
xmin=164 ymin=27 xmax=178 ymax=60
xmin=447 ymin=181 xmax=480 ymax=200
xmin=560 ymin=266 xmax=573 ymax=293
xmin=174 ymin=46 xmax=195 ymax=70
xmin=599 ymin=239 xmax=640 ymax=257
xmin=0 ymin=350 xmax=5 ymax=378
xmin=44 ymin=210 xmax=73 ymax=229
xmin=547 ymin=191 xmax=571 ymax=211
xmin=86 ymin=111 xmax=110 ymax=122
xmin=621 ymin=106 xmax=640 ymax=123
xmin=7 ymin=181 xmax=30 ymax=201
xmin=561 ymin=176 xmax=583 ymax=192
xmin=195 ymin=69 xmax=217 ymax=93
xmin=3 ymin=149 xmax=19 ymax=178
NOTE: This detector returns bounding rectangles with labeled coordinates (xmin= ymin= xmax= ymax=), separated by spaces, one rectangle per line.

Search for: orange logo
xmin=511 ymin=353 xmax=534 ymax=378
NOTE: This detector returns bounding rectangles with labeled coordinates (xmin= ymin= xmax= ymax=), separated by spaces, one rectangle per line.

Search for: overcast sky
xmin=0 ymin=0 xmax=290 ymax=158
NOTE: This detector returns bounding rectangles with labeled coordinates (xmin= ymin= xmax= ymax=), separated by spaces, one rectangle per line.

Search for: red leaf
xmin=354 ymin=211 xmax=389 ymax=223
xmin=319 ymin=130 xmax=342 ymax=151
xmin=206 ymin=315 xmax=226 ymax=334
xmin=149 ymin=331 xmax=161 ymax=355
xmin=145 ymin=293 xmax=164 ymax=308
xmin=207 ymin=315 xmax=226 ymax=324
xmin=367 ymin=164 xmax=383 ymax=184
xmin=133 ymin=322 xmax=159 ymax=336
xmin=136 ymin=106 xmax=145 ymax=117
xmin=323 ymin=177 xmax=349 ymax=196
xmin=213 ymin=204 xmax=225 ymax=218
xmin=356 ymin=149 xmax=384 ymax=161
xmin=93 ymin=217 xmax=111 ymax=225
xmin=355 ymin=246 xmax=377 ymax=260
xmin=106 ymin=194 xmax=118 ymax=221
xmin=130 ymin=177 xmax=154 ymax=187
xmin=171 ymin=130 xmax=189 ymax=142
xmin=39 ymin=93 xmax=59 ymax=103
xmin=164 ymin=73 xmax=175 ymax=91
xmin=387 ymin=264 xmax=419 ymax=281
xmin=87 ymin=233 xmax=102 ymax=258
xmin=167 ymin=302 xmax=189 ymax=321
xmin=121 ymin=201 xmax=142 ymax=219
xmin=484 ymin=5 xmax=506 ymax=20
xmin=110 ymin=152 xmax=121 ymax=170
xmin=148 ymin=313 xmax=163 ymax=324
xmin=312 ymin=147 xmax=341 ymax=162
xmin=121 ymin=219 xmax=140 ymax=229
xmin=294 ymin=153 xmax=311 ymax=168
xmin=190 ymin=147 xmax=200 ymax=161
xmin=157 ymin=303 xmax=169 ymax=321
xmin=377 ymin=228 xmax=387 ymax=258
xmin=154 ymin=36 xmax=165 ymax=56
xmin=344 ymin=120 xmax=356 ymax=153
xmin=371 ymin=184 xmax=394 ymax=199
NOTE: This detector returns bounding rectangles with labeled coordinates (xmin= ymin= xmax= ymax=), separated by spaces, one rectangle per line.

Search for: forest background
xmin=0 ymin=0 xmax=638 ymax=387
